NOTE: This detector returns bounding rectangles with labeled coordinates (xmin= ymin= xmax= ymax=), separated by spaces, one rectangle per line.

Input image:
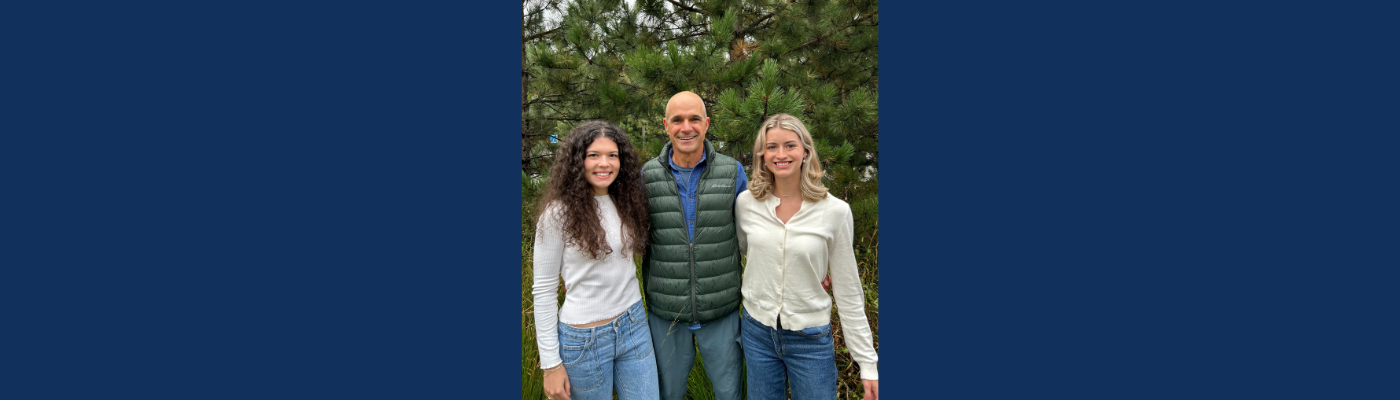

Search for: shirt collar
xmin=665 ymin=142 xmax=708 ymax=171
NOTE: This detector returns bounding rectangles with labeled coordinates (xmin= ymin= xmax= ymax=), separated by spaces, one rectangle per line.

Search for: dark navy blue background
xmin=901 ymin=2 xmax=1399 ymax=399
xmin=3 ymin=1 xmax=1396 ymax=399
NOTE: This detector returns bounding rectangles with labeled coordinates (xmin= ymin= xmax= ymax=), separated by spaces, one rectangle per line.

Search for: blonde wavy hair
xmin=748 ymin=113 xmax=828 ymax=202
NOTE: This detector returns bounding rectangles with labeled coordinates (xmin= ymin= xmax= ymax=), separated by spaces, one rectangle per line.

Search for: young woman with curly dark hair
xmin=531 ymin=120 xmax=657 ymax=400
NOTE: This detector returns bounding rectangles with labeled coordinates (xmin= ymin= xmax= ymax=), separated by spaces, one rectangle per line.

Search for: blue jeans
xmin=558 ymin=300 xmax=659 ymax=400
xmin=647 ymin=309 xmax=744 ymax=400
xmin=740 ymin=308 xmax=837 ymax=400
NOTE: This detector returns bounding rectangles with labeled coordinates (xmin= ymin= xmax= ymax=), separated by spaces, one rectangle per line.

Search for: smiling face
xmin=583 ymin=136 xmax=620 ymax=196
xmin=662 ymin=92 xmax=709 ymax=163
xmin=762 ymin=127 xmax=807 ymax=181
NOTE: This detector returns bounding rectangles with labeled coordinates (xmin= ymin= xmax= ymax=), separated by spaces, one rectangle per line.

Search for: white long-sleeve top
xmin=736 ymin=190 xmax=879 ymax=380
xmin=532 ymin=195 xmax=643 ymax=369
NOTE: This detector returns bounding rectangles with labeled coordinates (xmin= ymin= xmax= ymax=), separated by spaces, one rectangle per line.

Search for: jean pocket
xmin=560 ymin=339 xmax=589 ymax=365
xmin=559 ymin=334 xmax=602 ymax=391
xmin=628 ymin=306 xmax=647 ymax=326
xmin=628 ymin=321 xmax=654 ymax=360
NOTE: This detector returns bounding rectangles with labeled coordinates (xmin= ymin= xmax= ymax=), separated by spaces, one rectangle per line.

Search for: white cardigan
xmin=736 ymin=190 xmax=879 ymax=380
xmin=531 ymin=196 xmax=643 ymax=369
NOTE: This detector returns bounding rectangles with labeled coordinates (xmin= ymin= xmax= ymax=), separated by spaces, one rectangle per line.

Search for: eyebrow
xmin=669 ymin=114 xmax=703 ymax=120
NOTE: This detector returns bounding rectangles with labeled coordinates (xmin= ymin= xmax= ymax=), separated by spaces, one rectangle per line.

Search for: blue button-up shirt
xmin=664 ymin=147 xmax=748 ymax=241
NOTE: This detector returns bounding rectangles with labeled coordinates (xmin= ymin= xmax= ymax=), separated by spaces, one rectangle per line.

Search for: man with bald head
xmin=639 ymin=91 xmax=747 ymax=400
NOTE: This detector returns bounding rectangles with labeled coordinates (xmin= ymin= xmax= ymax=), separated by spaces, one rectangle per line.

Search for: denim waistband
xmin=743 ymin=307 xmax=812 ymax=332
xmin=558 ymin=299 xmax=644 ymax=340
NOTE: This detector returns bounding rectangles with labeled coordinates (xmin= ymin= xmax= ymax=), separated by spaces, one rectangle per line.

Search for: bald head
xmin=664 ymin=91 xmax=707 ymax=120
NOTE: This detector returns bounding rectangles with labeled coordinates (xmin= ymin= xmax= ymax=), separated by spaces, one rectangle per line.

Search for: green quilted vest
xmin=641 ymin=140 xmax=742 ymax=325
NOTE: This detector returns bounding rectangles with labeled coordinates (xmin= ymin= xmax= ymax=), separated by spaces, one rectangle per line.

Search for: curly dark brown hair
xmin=535 ymin=121 xmax=649 ymax=259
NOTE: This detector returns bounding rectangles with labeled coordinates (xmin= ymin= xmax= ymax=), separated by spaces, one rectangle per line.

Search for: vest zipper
xmin=689 ymin=242 xmax=697 ymax=325
xmin=687 ymin=154 xmax=707 ymax=326
xmin=672 ymin=148 xmax=709 ymax=326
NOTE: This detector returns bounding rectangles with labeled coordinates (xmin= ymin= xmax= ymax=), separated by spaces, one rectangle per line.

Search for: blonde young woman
xmin=532 ymin=121 xmax=658 ymax=400
xmin=736 ymin=114 xmax=879 ymax=400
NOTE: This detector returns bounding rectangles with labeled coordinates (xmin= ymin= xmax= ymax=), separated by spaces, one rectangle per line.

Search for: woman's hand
xmin=862 ymin=379 xmax=878 ymax=400
xmin=543 ymin=366 xmax=570 ymax=400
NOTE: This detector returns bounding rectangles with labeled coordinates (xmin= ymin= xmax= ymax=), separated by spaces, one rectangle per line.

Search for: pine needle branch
xmin=666 ymin=0 xmax=705 ymax=14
